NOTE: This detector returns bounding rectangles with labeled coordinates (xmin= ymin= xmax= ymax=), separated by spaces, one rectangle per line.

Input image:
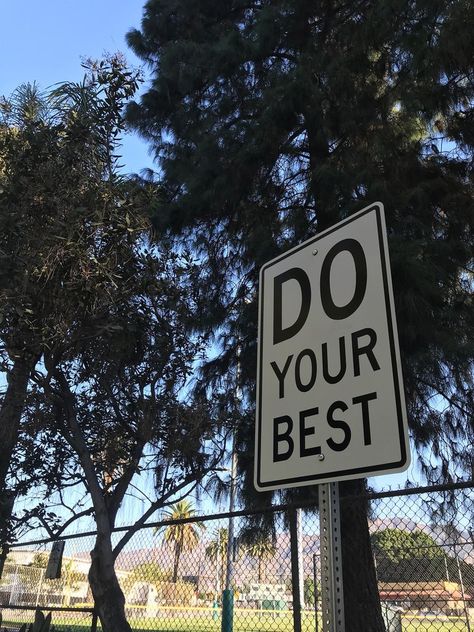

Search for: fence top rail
xmin=0 ymin=604 xmax=95 ymax=614
xmin=367 ymin=479 xmax=473 ymax=501
xmin=5 ymin=479 xmax=472 ymax=550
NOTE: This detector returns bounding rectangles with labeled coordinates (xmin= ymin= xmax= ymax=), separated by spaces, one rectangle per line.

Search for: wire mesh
xmin=0 ymin=605 xmax=95 ymax=632
xmin=367 ymin=485 xmax=473 ymax=632
xmin=0 ymin=482 xmax=472 ymax=632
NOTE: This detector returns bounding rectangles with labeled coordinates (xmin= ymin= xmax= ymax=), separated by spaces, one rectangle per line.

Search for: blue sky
xmin=0 ymin=0 xmax=153 ymax=174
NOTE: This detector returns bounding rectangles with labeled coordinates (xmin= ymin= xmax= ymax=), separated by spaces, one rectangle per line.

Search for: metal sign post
xmin=255 ymin=202 xmax=411 ymax=632
xmin=46 ymin=540 xmax=65 ymax=579
xmin=319 ymin=483 xmax=344 ymax=632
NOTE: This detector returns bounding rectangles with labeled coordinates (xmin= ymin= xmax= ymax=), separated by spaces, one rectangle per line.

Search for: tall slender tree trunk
xmin=219 ymin=535 xmax=227 ymax=591
xmin=172 ymin=541 xmax=182 ymax=583
xmin=88 ymin=538 xmax=132 ymax=632
xmin=340 ymin=479 xmax=385 ymax=632
xmin=0 ymin=354 xmax=38 ymax=543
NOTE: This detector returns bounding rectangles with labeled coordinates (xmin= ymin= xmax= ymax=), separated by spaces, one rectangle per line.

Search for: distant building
xmin=379 ymin=581 xmax=471 ymax=615
xmin=236 ymin=583 xmax=291 ymax=609
xmin=0 ymin=549 xmax=128 ymax=608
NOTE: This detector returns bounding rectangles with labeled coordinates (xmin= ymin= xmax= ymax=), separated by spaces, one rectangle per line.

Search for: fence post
xmin=221 ymin=425 xmax=237 ymax=632
xmin=455 ymin=550 xmax=471 ymax=632
xmin=35 ymin=568 xmax=45 ymax=607
xmin=91 ymin=610 xmax=98 ymax=632
xmin=289 ymin=508 xmax=302 ymax=632
xmin=313 ymin=554 xmax=319 ymax=632
xmin=318 ymin=483 xmax=344 ymax=632
xmin=222 ymin=346 xmax=240 ymax=632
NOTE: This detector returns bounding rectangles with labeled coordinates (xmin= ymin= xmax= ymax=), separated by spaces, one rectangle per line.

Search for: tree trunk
xmin=88 ymin=541 xmax=132 ymax=632
xmin=172 ymin=541 xmax=182 ymax=583
xmin=220 ymin=557 xmax=225 ymax=591
xmin=340 ymin=479 xmax=385 ymax=632
xmin=55 ymin=367 xmax=132 ymax=632
xmin=0 ymin=355 xmax=37 ymax=542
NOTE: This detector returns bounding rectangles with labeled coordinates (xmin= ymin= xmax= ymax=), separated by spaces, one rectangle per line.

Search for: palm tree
xmin=157 ymin=500 xmax=205 ymax=583
xmin=245 ymin=534 xmax=276 ymax=584
xmin=205 ymin=527 xmax=228 ymax=591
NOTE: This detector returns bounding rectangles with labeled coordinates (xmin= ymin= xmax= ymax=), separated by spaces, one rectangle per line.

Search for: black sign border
xmin=255 ymin=203 xmax=408 ymax=490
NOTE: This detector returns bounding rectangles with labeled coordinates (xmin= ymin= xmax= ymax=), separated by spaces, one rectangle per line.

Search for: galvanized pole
xmin=289 ymin=508 xmax=302 ymax=632
xmin=297 ymin=508 xmax=305 ymax=610
xmin=313 ymin=554 xmax=319 ymax=632
xmin=455 ymin=549 xmax=471 ymax=632
xmin=318 ymin=482 xmax=344 ymax=632
xmin=221 ymin=429 xmax=237 ymax=632
xmin=224 ymin=430 xmax=237 ymax=593
xmin=35 ymin=567 xmax=45 ymax=607
xmin=444 ymin=554 xmax=450 ymax=582
xmin=221 ymin=345 xmax=241 ymax=632
xmin=216 ymin=528 xmax=221 ymax=599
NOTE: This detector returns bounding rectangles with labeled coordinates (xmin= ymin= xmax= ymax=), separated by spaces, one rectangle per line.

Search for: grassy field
xmin=1 ymin=607 xmax=472 ymax=632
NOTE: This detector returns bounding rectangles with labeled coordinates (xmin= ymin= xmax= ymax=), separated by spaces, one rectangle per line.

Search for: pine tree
xmin=127 ymin=1 xmax=474 ymax=629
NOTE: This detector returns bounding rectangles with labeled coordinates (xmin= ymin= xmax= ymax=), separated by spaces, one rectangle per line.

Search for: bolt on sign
xmin=255 ymin=202 xmax=410 ymax=491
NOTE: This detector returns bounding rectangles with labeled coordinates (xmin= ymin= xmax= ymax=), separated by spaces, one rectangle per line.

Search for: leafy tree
xmin=30 ymin=553 xmax=49 ymax=568
xmin=304 ymin=577 xmax=319 ymax=608
xmin=1 ymin=58 xmax=225 ymax=632
xmin=372 ymin=528 xmax=445 ymax=583
xmin=0 ymin=56 xmax=141 ymax=541
xmin=372 ymin=528 xmax=444 ymax=563
xmin=129 ymin=561 xmax=171 ymax=584
xmin=370 ymin=527 xmax=474 ymax=586
xmin=127 ymin=1 xmax=474 ymax=629
xmin=158 ymin=500 xmax=206 ymax=583
xmin=124 ymin=561 xmax=172 ymax=595
xmin=18 ymin=238 xmax=220 ymax=632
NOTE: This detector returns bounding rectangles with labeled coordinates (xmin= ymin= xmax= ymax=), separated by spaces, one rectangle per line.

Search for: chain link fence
xmin=0 ymin=482 xmax=472 ymax=631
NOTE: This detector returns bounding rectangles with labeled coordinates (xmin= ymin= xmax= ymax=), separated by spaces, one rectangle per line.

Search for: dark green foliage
xmin=127 ymin=0 xmax=474 ymax=488
xmin=127 ymin=561 xmax=172 ymax=585
xmin=128 ymin=0 xmax=474 ymax=486
xmin=372 ymin=528 xmax=474 ymax=587
xmin=1 ymin=56 xmax=226 ymax=632
xmin=372 ymin=528 xmax=444 ymax=562
xmin=375 ymin=554 xmax=474 ymax=585
xmin=0 ymin=55 xmax=142 ymax=512
xmin=127 ymin=2 xmax=474 ymax=629
xmin=303 ymin=577 xmax=317 ymax=607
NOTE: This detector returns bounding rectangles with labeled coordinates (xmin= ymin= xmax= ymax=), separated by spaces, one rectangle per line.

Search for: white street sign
xmin=255 ymin=202 xmax=410 ymax=491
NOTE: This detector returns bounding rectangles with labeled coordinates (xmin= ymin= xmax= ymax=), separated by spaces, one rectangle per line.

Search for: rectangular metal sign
xmin=45 ymin=540 xmax=65 ymax=579
xmin=255 ymin=202 xmax=410 ymax=491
